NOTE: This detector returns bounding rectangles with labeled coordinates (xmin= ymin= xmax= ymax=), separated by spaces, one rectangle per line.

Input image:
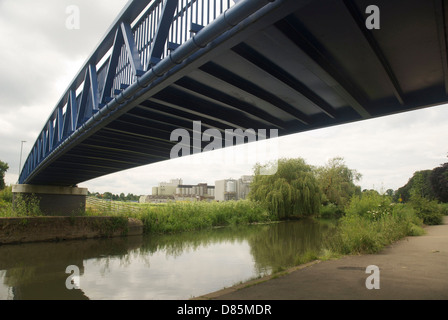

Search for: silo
xmin=226 ymin=180 xmax=236 ymax=193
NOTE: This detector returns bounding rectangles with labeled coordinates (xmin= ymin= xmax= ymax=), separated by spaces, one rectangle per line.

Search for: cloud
xmin=1 ymin=0 xmax=447 ymax=196
xmin=0 ymin=0 xmax=128 ymax=183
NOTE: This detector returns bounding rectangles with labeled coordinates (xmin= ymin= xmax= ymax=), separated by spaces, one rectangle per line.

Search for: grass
xmin=0 ymin=186 xmax=43 ymax=217
xmin=322 ymin=193 xmax=426 ymax=256
xmin=85 ymin=199 xmax=274 ymax=234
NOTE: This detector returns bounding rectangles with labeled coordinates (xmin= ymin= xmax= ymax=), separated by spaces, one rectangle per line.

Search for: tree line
xmin=394 ymin=160 xmax=448 ymax=203
xmin=249 ymin=155 xmax=448 ymax=220
xmin=88 ymin=191 xmax=140 ymax=202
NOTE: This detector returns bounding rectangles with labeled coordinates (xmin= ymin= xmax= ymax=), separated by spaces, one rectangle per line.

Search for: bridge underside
xmin=25 ymin=0 xmax=448 ymax=186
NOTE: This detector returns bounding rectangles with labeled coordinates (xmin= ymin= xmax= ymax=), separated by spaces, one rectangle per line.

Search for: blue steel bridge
xmin=19 ymin=0 xmax=448 ymax=187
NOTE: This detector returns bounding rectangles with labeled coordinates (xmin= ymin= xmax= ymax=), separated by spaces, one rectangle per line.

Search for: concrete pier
xmin=12 ymin=184 xmax=88 ymax=216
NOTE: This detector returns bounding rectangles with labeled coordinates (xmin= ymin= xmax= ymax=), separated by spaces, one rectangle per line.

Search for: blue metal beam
xmin=62 ymin=90 xmax=78 ymax=138
xmin=99 ymin=28 xmax=124 ymax=106
xmin=121 ymin=22 xmax=145 ymax=76
xmin=146 ymin=0 xmax=178 ymax=69
xmin=77 ymin=64 xmax=99 ymax=128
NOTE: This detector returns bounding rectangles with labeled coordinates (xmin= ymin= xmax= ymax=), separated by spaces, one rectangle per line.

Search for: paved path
xmin=200 ymin=217 xmax=448 ymax=300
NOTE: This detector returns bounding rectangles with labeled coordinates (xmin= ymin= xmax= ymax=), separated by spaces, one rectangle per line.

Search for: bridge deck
xmin=20 ymin=0 xmax=448 ymax=186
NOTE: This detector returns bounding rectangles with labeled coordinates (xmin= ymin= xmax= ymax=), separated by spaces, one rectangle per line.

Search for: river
xmin=0 ymin=219 xmax=331 ymax=300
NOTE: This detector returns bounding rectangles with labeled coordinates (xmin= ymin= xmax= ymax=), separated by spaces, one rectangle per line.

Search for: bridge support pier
xmin=12 ymin=185 xmax=88 ymax=216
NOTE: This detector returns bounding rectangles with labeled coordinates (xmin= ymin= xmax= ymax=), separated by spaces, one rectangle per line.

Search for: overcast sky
xmin=0 ymin=0 xmax=447 ymax=196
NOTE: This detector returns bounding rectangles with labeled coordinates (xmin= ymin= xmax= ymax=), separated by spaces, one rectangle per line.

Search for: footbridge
xmin=16 ymin=0 xmax=448 ymax=214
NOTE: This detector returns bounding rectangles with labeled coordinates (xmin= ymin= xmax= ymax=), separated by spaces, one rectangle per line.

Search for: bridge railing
xmin=19 ymin=0 xmax=236 ymax=184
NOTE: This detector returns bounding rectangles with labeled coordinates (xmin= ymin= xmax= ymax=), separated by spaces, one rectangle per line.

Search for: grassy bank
xmin=1 ymin=184 xmax=444 ymax=258
xmin=88 ymin=199 xmax=274 ymax=234
xmin=321 ymin=192 xmax=426 ymax=256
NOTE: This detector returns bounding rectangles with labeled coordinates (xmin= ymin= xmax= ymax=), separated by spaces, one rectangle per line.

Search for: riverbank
xmin=0 ymin=216 xmax=143 ymax=245
xmin=197 ymin=216 xmax=448 ymax=300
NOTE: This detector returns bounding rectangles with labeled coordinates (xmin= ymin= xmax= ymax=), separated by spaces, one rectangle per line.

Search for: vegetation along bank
xmin=1 ymin=156 xmax=447 ymax=259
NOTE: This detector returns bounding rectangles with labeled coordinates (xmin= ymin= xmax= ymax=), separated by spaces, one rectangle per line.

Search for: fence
xmin=86 ymin=196 xmax=143 ymax=215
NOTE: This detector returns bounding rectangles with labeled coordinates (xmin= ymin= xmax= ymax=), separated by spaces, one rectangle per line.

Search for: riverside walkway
xmin=199 ymin=217 xmax=448 ymax=300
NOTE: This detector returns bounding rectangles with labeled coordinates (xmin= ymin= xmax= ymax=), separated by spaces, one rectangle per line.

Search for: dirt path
xmin=198 ymin=217 xmax=448 ymax=300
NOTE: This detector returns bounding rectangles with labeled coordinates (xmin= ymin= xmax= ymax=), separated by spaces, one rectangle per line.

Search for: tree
xmin=249 ymin=158 xmax=321 ymax=219
xmin=430 ymin=161 xmax=448 ymax=203
xmin=385 ymin=189 xmax=394 ymax=197
xmin=0 ymin=160 xmax=9 ymax=190
xmin=315 ymin=157 xmax=362 ymax=207
xmin=395 ymin=170 xmax=435 ymax=202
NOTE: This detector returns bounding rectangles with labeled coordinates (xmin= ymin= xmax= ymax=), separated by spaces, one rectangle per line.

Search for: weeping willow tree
xmin=249 ymin=158 xmax=321 ymax=219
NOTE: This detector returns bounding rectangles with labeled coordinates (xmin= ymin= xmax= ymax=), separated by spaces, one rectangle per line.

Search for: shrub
xmin=0 ymin=186 xmax=12 ymax=203
xmin=345 ymin=190 xmax=394 ymax=221
xmin=410 ymin=194 xmax=443 ymax=225
xmin=438 ymin=203 xmax=448 ymax=216
xmin=13 ymin=194 xmax=42 ymax=217
xmin=319 ymin=203 xmax=344 ymax=219
xmin=324 ymin=193 xmax=424 ymax=255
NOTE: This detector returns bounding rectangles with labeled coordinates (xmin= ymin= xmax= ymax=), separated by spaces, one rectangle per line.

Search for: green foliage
xmin=0 ymin=160 xmax=9 ymax=190
xmin=409 ymin=194 xmax=443 ymax=225
xmin=319 ymin=203 xmax=344 ymax=219
xmin=324 ymin=192 xmax=424 ymax=255
xmin=345 ymin=190 xmax=394 ymax=221
xmin=0 ymin=185 xmax=13 ymax=202
xmin=396 ymin=160 xmax=448 ymax=203
xmin=249 ymin=158 xmax=321 ymax=219
xmin=315 ymin=157 xmax=362 ymax=208
xmin=0 ymin=192 xmax=42 ymax=217
xmin=439 ymin=202 xmax=448 ymax=216
xmin=430 ymin=162 xmax=448 ymax=203
xmin=92 ymin=191 xmax=140 ymax=202
xmin=87 ymin=200 xmax=273 ymax=234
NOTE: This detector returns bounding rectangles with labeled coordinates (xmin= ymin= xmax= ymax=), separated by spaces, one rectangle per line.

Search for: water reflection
xmin=0 ymin=219 xmax=329 ymax=300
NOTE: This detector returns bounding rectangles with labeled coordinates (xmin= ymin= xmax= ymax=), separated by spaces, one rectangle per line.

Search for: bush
xmin=0 ymin=186 xmax=43 ymax=217
xmin=324 ymin=193 xmax=424 ymax=255
xmin=0 ymin=185 xmax=12 ymax=203
xmin=319 ymin=203 xmax=344 ymax=219
xmin=345 ymin=190 xmax=394 ymax=221
xmin=410 ymin=195 xmax=443 ymax=225
xmin=438 ymin=203 xmax=448 ymax=216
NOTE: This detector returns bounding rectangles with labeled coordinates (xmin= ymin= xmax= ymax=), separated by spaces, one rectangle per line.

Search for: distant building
xmin=140 ymin=176 xmax=253 ymax=203
xmin=141 ymin=179 xmax=215 ymax=203
xmin=152 ymin=178 xmax=183 ymax=196
xmin=215 ymin=175 xmax=253 ymax=201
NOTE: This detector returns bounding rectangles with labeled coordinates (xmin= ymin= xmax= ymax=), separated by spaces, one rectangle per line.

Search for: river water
xmin=0 ymin=219 xmax=331 ymax=300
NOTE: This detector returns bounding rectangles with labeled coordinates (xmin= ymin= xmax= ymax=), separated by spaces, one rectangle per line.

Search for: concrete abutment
xmin=12 ymin=184 xmax=88 ymax=216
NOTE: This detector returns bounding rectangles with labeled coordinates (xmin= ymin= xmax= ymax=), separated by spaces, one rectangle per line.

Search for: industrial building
xmin=151 ymin=178 xmax=183 ymax=196
xmin=176 ymin=183 xmax=215 ymax=197
xmin=140 ymin=175 xmax=253 ymax=203
xmin=141 ymin=179 xmax=215 ymax=203
xmin=214 ymin=175 xmax=253 ymax=201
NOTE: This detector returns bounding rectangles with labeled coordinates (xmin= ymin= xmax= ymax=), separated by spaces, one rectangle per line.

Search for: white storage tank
xmin=226 ymin=180 xmax=236 ymax=193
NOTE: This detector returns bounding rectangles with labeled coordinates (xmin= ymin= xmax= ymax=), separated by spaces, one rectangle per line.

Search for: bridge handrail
xmin=19 ymin=0 xmax=273 ymax=185
xmin=19 ymin=0 xmax=234 ymax=184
